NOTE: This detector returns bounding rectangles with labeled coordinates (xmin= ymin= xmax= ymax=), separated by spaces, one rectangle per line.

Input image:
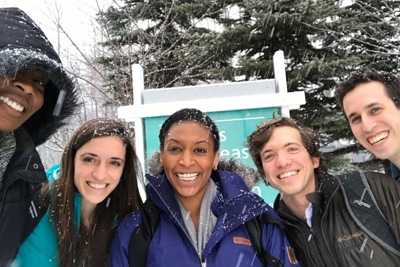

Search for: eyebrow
xmin=80 ymin=153 xmax=124 ymax=161
xmin=165 ymin=138 xmax=210 ymax=145
xmin=261 ymin=142 xmax=300 ymax=155
xmin=80 ymin=152 xmax=98 ymax=157
xmin=347 ymin=102 xmax=379 ymax=119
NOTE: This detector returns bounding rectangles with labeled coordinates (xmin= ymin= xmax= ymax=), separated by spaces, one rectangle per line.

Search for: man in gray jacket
xmin=0 ymin=7 xmax=78 ymax=265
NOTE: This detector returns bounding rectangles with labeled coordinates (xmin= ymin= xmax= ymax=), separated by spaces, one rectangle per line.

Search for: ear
xmin=312 ymin=157 xmax=320 ymax=169
xmin=213 ymin=152 xmax=220 ymax=170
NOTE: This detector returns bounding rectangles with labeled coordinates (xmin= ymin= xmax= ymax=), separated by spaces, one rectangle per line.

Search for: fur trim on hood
xmin=0 ymin=7 xmax=78 ymax=146
xmin=147 ymin=152 xmax=262 ymax=189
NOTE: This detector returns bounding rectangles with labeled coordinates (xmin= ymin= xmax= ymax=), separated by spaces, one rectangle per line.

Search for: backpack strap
xmin=338 ymin=171 xmax=400 ymax=256
xmin=245 ymin=214 xmax=283 ymax=267
xmin=128 ymin=198 xmax=161 ymax=267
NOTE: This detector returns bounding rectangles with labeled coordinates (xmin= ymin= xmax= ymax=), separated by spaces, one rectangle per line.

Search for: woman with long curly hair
xmin=13 ymin=118 xmax=143 ymax=267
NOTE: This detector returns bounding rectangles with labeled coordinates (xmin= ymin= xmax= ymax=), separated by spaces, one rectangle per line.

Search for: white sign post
xmin=118 ymin=50 xmax=306 ymax=202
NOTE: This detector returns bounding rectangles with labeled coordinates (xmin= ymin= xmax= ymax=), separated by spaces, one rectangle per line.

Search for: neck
xmin=180 ymin=196 xmax=202 ymax=229
xmin=81 ymin=199 xmax=96 ymax=228
xmin=178 ymin=182 xmax=211 ymax=229
xmin=282 ymin=194 xmax=310 ymax=219
xmin=281 ymin=176 xmax=316 ymax=219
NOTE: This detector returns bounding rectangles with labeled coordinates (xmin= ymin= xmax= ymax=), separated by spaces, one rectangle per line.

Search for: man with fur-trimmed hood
xmin=0 ymin=7 xmax=78 ymax=265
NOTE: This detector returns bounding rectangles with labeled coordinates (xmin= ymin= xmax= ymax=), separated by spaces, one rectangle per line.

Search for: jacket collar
xmin=388 ymin=162 xmax=400 ymax=182
xmin=2 ymin=128 xmax=46 ymax=187
xmin=274 ymin=173 xmax=339 ymax=223
xmin=146 ymin=170 xmax=279 ymax=257
xmin=146 ymin=170 xmax=276 ymax=225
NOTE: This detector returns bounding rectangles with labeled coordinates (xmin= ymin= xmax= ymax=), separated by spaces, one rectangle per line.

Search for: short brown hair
xmin=247 ymin=117 xmax=320 ymax=176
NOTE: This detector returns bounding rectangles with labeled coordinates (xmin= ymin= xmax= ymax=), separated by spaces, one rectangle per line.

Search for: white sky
xmin=0 ymin=0 xmax=114 ymax=62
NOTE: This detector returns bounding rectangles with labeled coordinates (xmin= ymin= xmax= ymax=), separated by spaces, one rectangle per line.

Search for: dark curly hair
xmin=336 ymin=70 xmax=400 ymax=111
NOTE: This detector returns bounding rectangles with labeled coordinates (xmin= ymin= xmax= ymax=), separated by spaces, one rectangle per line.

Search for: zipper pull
xmin=201 ymin=256 xmax=206 ymax=267
xmin=307 ymin=232 xmax=312 ymax=242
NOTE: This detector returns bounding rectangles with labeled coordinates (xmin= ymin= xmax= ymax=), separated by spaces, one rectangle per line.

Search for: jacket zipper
xmin=165 ymin=214 xmax=206 ymax=266
xmin=320 ymin=186 xmax=341 ymax=267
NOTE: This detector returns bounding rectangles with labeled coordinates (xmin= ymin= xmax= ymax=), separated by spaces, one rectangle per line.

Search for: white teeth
xmin=368 ymin=132 xmax=388 ymax=145
xmin=177 ymin=173 xmax=198 ymax=181
xmin=87 ymin=182 xmax=107 ymax=189
xmin=0 ymin=96 xmax=24 ymax=112
xmin=278 ymin=171 xmax=297 ymax=179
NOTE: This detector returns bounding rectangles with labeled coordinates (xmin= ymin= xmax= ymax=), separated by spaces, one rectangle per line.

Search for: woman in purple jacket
xmin=111 ymin=108 xmax=300 ymax=267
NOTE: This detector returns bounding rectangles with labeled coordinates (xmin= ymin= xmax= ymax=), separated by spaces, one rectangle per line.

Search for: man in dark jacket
xmin=0 ymin=7 xmax=78 ymax=266
xmin=248 ymin=117 xmax=400 ymax=267
xmin=336 ymin=70 xmax=400 ymax=182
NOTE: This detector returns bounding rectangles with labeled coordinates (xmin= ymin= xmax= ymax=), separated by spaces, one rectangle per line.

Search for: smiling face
xmin=74 ymin=136 xmax=126 ymax=210
xmin=0 ymin=71 xmax=46 ymax=131
xmin=260 ymin=126 xmax=319 ymax=203
xmin=160 ymin=121 xmax=219 ymax=207
xmin=343 ymin=81 xmax=400 ymax=164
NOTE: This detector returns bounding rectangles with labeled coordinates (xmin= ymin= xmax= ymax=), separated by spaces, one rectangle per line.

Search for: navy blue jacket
xmin=111 ymin=170 xmax=300 ymax=267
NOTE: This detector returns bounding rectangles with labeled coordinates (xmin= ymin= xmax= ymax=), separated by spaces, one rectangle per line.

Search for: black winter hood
xmin=0 ymin=7 xmax=78 ymax=146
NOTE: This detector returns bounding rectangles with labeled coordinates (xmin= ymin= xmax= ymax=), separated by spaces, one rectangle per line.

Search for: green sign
xmin=143 ymin=107 xmax=279 ymax=202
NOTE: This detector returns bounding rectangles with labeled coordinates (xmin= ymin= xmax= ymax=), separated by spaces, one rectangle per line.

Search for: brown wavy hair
xmin=247 ymin=117 xmax=321 ymax=177
xmin=49 ymin=118 xmax=143 ymax=267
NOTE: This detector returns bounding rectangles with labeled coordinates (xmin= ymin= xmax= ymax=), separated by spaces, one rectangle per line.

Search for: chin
xmin=87 ymin=197 xmax=106 ymax=205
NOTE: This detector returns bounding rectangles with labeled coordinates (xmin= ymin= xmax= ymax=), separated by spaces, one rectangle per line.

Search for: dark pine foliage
xmin=97 ymin=0 xmax=400 ymax=168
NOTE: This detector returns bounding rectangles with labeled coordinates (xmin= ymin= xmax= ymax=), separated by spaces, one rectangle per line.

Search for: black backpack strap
xmin=128 ymin=198 xmax=161 ymax=267
xmin=245 ymin=214 xmax=283 ymax=267
xmin=338 ymin=171 xmax=400 ymax=256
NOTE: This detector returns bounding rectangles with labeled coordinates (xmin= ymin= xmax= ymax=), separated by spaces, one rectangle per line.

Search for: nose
xmin=13 ymin=80 xmax=37 ymax=96
xmin=275 ymin=152 xmax=291 ymax=168
xmin=92 ymin=163 xmax=109 ymax=181
xmin=179 ymin=150 xmax=194 ymax=167
xmin=361 ymin=115 xmax=377 ymax=133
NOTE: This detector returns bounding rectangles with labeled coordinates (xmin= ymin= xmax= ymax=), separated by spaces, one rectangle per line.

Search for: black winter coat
xmin=0 ymin=8 xmax=78 ymax=266
xmin=0 ymin=130 xmax=47 ymax=266
xmin=275 ymin=172 xmax=400 ymax=267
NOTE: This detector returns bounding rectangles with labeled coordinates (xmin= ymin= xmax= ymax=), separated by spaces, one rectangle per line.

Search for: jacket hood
xmin=147 ymin=152 xmax=261 ymax=189
xmin=0 ymin=7 xmax=78 ymax=146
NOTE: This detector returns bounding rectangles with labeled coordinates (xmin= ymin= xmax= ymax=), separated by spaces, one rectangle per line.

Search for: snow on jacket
xmin=0 ymin=129 xmax=48 ymax=266
xmin=111 ymin=169 xmax=300 ymax=267
xmin=0 ymin=8 xmax=78 ymax=265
